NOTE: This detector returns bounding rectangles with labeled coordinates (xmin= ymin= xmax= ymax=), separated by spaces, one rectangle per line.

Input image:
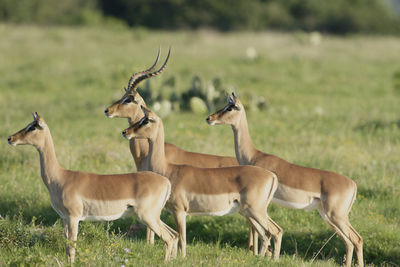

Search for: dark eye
xmin=122 ymin=97 xmax=132 ymax=104
xmin=141 ymin=119 xmax=149 ymax=125
xmin=27 ymin=125 xmax=36 ymax=132
xmin=226 ymin=106 xmax=232 ymax=111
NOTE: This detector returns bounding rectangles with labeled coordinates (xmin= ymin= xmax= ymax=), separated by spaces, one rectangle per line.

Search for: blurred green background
xmin=1 ymin=0 xmax=400 ymax=34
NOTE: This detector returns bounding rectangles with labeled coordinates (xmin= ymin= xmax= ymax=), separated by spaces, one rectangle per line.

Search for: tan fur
xmin=122 ymin=108 xmax=283 ymax=260
xmin=104 ymin=51 xmax=237 ymax=244
xmin=206 ymin=95 xmax=364 ymax=267
xmin=105 ymin=91 xmax=238 ymax=170
xmin=8 ymin=114 xmax=178 ymax=263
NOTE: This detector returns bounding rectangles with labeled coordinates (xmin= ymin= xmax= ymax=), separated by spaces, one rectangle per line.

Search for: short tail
xmin=266 ymin=172 xmax=279 ymax=204
xmin=348 ymin=180 xmax=357 ymax=215
xmin=162 ymin=180 xmax=172 ymax=209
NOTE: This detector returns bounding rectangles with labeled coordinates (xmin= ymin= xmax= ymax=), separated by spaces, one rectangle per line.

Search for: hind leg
xmin=248 ymin=220 xmax=259 ymax=255
xmin=146 ymin=228 xmax=155 ymax=244
xmin=247 ymin=210 xmax=282 ymax=260
xmin=142 ymin=217 xmax=177 ymax=262
xmin=318 ymin=208 xmax=363 ymax=267
xmin=161 ymin=221 xmax=178 ymax=259
xmin=248 ymin=217 xmax=269 ymax=258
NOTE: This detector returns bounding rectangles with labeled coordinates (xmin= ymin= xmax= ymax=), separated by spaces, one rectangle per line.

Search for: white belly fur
xmin=80 ymin=198 xmax=136 ymax=221
xmin=272 ymin=197 xmax=319 ymax=211
xmin=272 ymin=183 xmax=320 ymax=211
xmin=82 ymin=208 xmax=134 ymax=221
xmin=190 ymin=201 xmax=240 ymax=216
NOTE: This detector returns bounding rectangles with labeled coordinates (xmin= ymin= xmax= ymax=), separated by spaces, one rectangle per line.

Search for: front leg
xmin=173 ymin=211 xmax=187 ymax=257
xmin=63 ymin=217 xmax=79 ymax=264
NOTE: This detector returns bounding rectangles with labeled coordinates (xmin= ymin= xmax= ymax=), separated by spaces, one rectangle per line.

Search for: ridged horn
xmin=129 ymin=47 xmax=171 ymax=92
xmin=127 ymin=47 xmax=161 ymax=92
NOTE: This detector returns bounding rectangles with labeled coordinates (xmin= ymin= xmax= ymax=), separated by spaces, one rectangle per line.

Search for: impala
xmin=206 ymin=93 xmax=364 ymax=267
xmin=104 ymin=48 xmax=238 ymax=170
xmin=7 ymin=113 xmax=178 ymax=263
xmin=121 ymin=106 xmax=283 ymax=259
xmin=104 ymin=48 xmax=238 ymax=245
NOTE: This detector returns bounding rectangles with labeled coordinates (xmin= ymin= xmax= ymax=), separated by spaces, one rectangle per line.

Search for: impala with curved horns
xmin=104 ymin=48 xmax=238 ymax=245
xmin=206 ymin=93 xmax=363 ymax=267
xmin=121 ymin=106 xmax=283 ymax=260
xmin=104 ymin=48 xmax=237 ymax=170
xmin=8 ymin=113 xmax=178 ymax=263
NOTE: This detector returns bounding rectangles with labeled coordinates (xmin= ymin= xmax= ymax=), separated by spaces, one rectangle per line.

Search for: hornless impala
xmin=206 ymin=93 xmax=364 ymax=267
xmin=7 ymin=113 xmax=178 ymax=263
xmin=104 ymin=48 xmax=238 ymax=245
xmin=121 ymin=106 xmax=283 ymax=260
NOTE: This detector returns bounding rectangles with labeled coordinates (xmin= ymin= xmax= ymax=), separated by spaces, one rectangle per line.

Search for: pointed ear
xmin=227 ymin=93 xmax=235 ymax=105
xmin=34 ymin=112 xmax=45 ymax=128
xmin=231 ymin=92 xmax=237 ymax=103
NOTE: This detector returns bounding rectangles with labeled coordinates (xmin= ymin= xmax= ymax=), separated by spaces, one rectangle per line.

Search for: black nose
xmin=122 ymin=130 xmax=126 ymax=136
xmin=206 ymin=117 xmax=210 ymax=122
xmin=104 ymin=108 xmax=109 ymax=114
xmin=7 ymin=137 xmax=11 ymax=142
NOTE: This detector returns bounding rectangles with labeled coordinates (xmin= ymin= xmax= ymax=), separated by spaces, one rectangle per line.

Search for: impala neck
xmin=35 ymin=130 xmax=63 ymax=189
xmin=146 ymin=122 xmax=169 ymax=175
xmin=127 ymin=101 xmax=150 ymax=171
xmin=232 ymin=111 xmax=257 ymax=165
xmin=128 ymin=138 xmax=149 ymax=171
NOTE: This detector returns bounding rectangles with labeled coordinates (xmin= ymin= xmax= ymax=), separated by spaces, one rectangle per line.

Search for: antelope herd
xmin=7 ymin=48 xmax=363 ymax=266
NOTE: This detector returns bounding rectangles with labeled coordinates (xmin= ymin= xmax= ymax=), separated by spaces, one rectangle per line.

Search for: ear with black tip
xmin=33 ymin=112 xmax=45 ymax=128
xmin=231 ymin=92 xmax=238 ymax=103
xmin=227 ymin=93 xmax=236 ymax=105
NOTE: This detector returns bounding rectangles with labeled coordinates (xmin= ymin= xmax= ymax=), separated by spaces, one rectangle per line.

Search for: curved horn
xmin=127 ymin=47 xmax=161 ymax=91
xmin=32 ymin=112 xmax=36 ymax=121
xmin=129 ymin=47 xmax=171 ymax=92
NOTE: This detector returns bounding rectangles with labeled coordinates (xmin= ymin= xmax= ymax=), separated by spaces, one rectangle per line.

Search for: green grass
xmin=0 ymin=24 xmax=399 ymax=266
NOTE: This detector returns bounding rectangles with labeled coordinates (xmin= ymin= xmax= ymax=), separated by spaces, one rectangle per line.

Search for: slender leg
xmin=248 ymin=220 xmax=259 ymax=255
xmin=248 ymin=217 xmax=269 ymax=258
xmin=348 ymin=223 xmax=363 ymax=267
xmin=63 ymin=217 xmax=79 ymax=264
xmin=146 ymin=228 xmax=155 ymax=244
xmin=173 ymin=211 xmax=187 ymax=257
xmin=161 ymin=222 xmax=178 ymax=259
xmin=143 ymin=217 xmax=177 ymax=262
xmin=323 ymin=215 xmax=363 ymax=267
xmin=247 ymin=211 xmax=283 ymax=260
xmin=248 ymin=221 xmax=253 ymax=252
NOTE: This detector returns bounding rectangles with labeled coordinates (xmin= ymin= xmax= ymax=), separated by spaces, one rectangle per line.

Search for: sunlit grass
xmin=0 ymin=24 xmax=399 ymax=266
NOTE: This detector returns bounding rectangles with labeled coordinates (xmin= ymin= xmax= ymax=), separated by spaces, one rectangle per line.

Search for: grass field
xmin=0 ymin=24 xmax=399 ymax=266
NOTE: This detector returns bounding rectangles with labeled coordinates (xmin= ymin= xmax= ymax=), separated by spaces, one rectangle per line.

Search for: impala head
xmin=8 ymin=112 xmax=48 ymax=147
xmin=122 ymin=106 xmax=159 ymax=141
xmin=105 ymin=47 xmax=171 ymax=122
xmin=206 ymin=92 xmax=244 ymax=127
